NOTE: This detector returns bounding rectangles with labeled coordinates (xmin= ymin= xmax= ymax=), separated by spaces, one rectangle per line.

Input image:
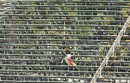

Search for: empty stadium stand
xmin=0 ymin=0 xmax=130 ymax=83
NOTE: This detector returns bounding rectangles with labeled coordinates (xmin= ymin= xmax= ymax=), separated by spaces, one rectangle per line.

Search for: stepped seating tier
xmin=0 ymin=0 xmax=130 ymax=83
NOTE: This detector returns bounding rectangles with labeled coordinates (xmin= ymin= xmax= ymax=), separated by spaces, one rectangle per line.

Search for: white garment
xmin=66 ymin=54 xmax=71 ymax=59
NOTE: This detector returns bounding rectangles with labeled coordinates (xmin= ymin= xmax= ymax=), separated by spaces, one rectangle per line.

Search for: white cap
xmin=66 ymin=54 xmax=71 ymax=59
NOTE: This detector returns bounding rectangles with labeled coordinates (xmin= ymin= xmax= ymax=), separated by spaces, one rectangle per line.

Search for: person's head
xmin=63 ymin=47 xmax=71 ymax=54
xmin=64 ymin=47 xmax=69 ymax=51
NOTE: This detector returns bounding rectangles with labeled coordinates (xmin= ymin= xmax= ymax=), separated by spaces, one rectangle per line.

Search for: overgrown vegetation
xmin=1 ymin=0 xmax=130 ymax=60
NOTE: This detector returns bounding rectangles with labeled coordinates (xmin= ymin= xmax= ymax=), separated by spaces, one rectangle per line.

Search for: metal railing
xmin=90 ymin=16 xmax=130 ymax=83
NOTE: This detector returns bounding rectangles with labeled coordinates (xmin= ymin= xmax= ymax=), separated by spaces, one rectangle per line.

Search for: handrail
xmin=90 ymin=16 xmax=130 ymax=83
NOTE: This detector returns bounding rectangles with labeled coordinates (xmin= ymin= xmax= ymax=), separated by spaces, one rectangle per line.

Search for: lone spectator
xmin=62 ymin=48 xmax=76 ymax=66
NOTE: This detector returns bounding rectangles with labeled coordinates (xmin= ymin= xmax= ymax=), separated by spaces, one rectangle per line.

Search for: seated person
xmin=63 ymin=54 xmax=76 ymax=66
xmin=62 ymin=48 xmax=76 ymax=66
